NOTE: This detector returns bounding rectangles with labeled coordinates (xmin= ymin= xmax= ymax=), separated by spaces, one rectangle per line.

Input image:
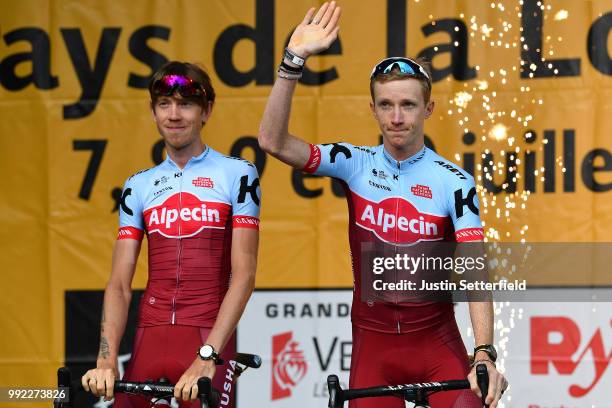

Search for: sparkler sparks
xmin=453 ymin=91 xmax=473 ymax=109
xmin=489 ymin=123 xmax=509 ymax=141
xmin=554 ymin=9 xmax=569 ymax=21
xmin=409 ymin=1 xmax=576 ymax=403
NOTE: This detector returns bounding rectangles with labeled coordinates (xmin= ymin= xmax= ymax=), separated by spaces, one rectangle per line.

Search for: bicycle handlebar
xmin=476 ymin=364 xmax=489 ymax=407
xmin=327 ymin=363 xmax=490 ymax=408
xmin=54 ymin=353 xmax=262 ymax=408
xmin=55 ymin=367 xmax=218 ymax=408
xmin=233 ymin=352 xmax=262 ymax=369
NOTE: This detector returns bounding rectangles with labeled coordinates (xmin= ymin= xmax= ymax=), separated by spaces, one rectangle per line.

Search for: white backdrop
xmin=237 ymin=289 xmax=611 ymax=407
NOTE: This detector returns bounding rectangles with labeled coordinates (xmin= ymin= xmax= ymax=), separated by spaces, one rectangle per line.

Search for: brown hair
xmin=369 ymin=57 xmax=432 ymax=104
xmin=148 ymin=61 xmax=216 ymax=108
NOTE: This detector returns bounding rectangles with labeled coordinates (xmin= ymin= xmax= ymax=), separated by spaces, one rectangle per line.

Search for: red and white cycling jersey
xmin=304 ymin=143 xmax=484 ymax=333
xmin=118 ymin=146 xmax=261 ymax=327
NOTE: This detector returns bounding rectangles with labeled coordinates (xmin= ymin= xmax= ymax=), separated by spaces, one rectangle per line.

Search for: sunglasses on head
xmin=152 ymin=74 xmax=206 ymax=98
xmin=370 ymin=57 xmax=430 ymax=83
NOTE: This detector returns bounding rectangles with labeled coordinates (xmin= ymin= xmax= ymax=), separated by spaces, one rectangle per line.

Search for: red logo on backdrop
xmin=411 ymin=184 xmax=433 ymax=199
xmin=352 ymin=192 xmax=449 ymax=243
xmin=143 ymin=192 xmax=230 ymax=238
xmin=531 ymin=317 xmax=611 ymax=397
xmin=192 ymin=177 xmax=214 ymax=188
xmin=271 ymin=332 xmax=308 ymax=400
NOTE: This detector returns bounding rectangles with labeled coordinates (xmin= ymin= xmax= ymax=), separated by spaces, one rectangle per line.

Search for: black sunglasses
xmin=152 ymin=75 xmax=206 ymax=99
xmin=370 ymin=57 xmax=430 ymax=83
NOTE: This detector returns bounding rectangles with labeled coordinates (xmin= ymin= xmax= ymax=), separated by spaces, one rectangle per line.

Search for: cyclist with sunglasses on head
xmin=259 ymin=2 xmax=507 ymax=407
xmin=81 ymin=62 xmax=261 ymax=407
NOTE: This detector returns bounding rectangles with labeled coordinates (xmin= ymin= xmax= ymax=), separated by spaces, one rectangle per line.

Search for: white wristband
xmin=284 ymin=48 xmax=306 ymax=67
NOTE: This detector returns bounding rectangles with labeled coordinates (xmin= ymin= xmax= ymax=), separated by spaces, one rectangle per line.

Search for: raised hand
xmin=288 ymin=1 xmax=342 ymax=58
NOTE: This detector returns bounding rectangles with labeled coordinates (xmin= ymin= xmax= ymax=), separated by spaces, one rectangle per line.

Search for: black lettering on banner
xmin=325 ymin=143 xmax=352 ymax=163
xmin=313 ymin=337 xmax=338 ymax=371
xmin=424 ymin=134 xmax=436 ymax=151
xmin=386 ymin=0 xmax=407 ymax=56
xmin=265 ymin=304 xmax=277 ymax=318
xmin=284 ymin=304 xmax=295 ymax=317
xmin=213 ymin=0 xmax=274 ymax=86
xmin=581 ymin=149 xmax=612 ymax=192
xmin=0 ymin=28 xmax=58 ymax=90
xmin=587 ymin=12 xmax=612 ymax=75
xmin=61 ymin=28 xmax=121 ymax=119
xmin=292 ymin=170 xmax=323 ymax=198
xmin=563 ymin=129 xmax=576 ymax=192
xmin=331 ymin=178 xmax=345 ymax=198
xmin=152 ymin=139 xmax=165 ymax=165
xmin=461 ymin=132 xmax=477 ymax=177
xmin=238 ymin=175 xmax=260 ymax=205
xmin=524 ymin=131 xmax=537 ymax=193
xmin=120 ymin=188 xmax=134 ymax=216
xmin=283 ymin=32 xmax=342 ymax=86
xmin=454 ymin=187 xmax=479 ymax=218
xmin=543 ymin=130 xmax=555 ymax=192
xmin=482 ymin=152 xmax=517 ymax=194
xmin=111 ymin=187 xmax=122 ymax=213
xmin=520 ymin=0 xmax=580 ymax=78
xmin=418 ymin=19 xmax=476 ymax=82
xmin=340 ymin=340 xmax=352 ymax=371
xmin=128 ymin=25 xmax=170 ymax=88
xmin=73 ymin=140 xmax=108 ymax=200
xmin=230 ymin=136 xmax=266 ymax=177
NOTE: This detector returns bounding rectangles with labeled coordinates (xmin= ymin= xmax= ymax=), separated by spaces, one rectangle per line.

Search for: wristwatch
xmin=197 ymin=344 xmax=222 ymax=364
xmin=473 ymin=344 xmax=497 ymax=362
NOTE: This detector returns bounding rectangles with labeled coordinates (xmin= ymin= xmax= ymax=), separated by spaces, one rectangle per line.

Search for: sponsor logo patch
xmin=143 ymin=192 xmax=230 ymax=238
xmin=411 ymin=184 xmax=433 ymax=199
xmin=192 ymin=177 xmax=214 ymax=188
xmin=352 ymin=192 xmax=449 ymax=243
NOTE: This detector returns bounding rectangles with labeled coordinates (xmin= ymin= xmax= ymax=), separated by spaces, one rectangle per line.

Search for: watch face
xmin=199 ymin=345 xmax=214 ymax=359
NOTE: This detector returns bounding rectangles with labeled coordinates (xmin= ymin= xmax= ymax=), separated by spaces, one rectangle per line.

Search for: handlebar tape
xmin=233 ymin=353 xmax=262 ymax=369
xmin=476 ymin=364 xmax=489 ymax=407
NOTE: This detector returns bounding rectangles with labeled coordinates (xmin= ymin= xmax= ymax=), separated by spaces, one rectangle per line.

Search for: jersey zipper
xmin=395 ymin=160 xmax=401 ymax=334
xmin=172 ymin=167 xmax=184 ymax=325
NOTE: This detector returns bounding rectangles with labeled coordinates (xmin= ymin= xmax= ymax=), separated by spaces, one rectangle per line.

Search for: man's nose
xmin=391 ymin=106 xmax=403 ymax=124
xmin=168 ymin=103 xmax=181 ymax=120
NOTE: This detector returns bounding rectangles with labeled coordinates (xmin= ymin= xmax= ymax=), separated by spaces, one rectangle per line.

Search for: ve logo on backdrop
xmin=271 ymin=332 xmax=308 ymax=400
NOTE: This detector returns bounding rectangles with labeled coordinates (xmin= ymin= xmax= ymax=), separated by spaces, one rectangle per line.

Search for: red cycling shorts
xmin=113 ymin=325 xmax=236 ymax=408
xmin=349 ymin=324 xmax=482 ymax=408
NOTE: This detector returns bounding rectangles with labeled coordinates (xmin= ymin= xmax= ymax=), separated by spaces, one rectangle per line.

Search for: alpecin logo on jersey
xmin=352 ymin=192 xmax=448 ymax=243
xmin=143 ymin=192 xmax=230 ymax=238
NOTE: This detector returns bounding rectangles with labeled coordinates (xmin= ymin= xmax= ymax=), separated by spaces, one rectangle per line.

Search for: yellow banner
xmin=1 ymin=0 xmax=611 ymax=392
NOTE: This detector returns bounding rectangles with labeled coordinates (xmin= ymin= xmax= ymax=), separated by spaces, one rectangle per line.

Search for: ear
xmin=201 ymin=101 xmax=213 ymax=124
xmin=369 ymin=100 xmax=378 ymax=120
xmin=151 ymin=101 xmax=157 ymax=121
xmin=424 ymin=99 xmax=435 ymax=118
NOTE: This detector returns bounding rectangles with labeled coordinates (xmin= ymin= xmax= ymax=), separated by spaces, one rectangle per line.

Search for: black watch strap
xmin=473 ymin=344 xmax=497 ymax=362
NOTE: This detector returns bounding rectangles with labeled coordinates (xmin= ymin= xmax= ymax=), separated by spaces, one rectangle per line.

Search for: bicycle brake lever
xmin=56 ymin=367 xmax=72 ymax=407
xmin=197 ymin=377 xmax=219 ymax=408
xmin=476 ymin=364 xmax=489 ymax=408
xmin=327 ymin=374 xmax=342 ymax=408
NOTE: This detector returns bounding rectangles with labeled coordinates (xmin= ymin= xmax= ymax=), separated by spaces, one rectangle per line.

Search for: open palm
xmin=288 ymin=1 xmax=342 ymax=58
